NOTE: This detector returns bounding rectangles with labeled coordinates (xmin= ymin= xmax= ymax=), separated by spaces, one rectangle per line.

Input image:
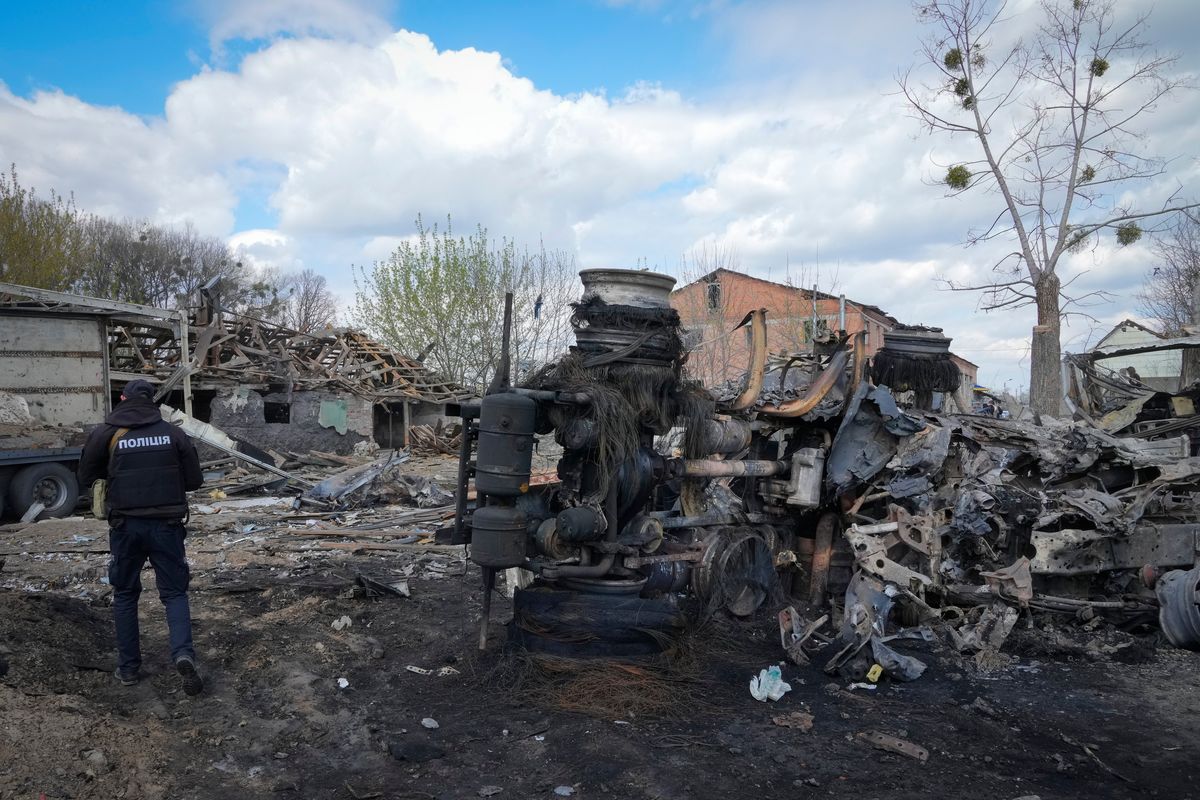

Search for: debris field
xmin=0 ymin=440 xmax=1198 ymax=799
xmin=3 ymin=270 xmax=1200 ymax=800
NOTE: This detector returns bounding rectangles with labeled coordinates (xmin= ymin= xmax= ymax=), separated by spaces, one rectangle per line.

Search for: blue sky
xmin=1 ymin=2 xmax=197 ymax=115
xmin=1 ymin=0 xmax=1197 ymax=391
xmin=0 ymin=0 xmax=719 ymax=235
xmin=0 ymin=1 xmax=717 ymax=117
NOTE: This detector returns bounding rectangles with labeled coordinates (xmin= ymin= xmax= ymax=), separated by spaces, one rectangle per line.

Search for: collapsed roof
xmin=0 ymin=281 xmax=471 ymax=405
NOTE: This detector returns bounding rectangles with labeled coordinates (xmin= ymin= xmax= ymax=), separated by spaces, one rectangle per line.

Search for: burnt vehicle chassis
xmin=452 ymin=268 xmax=1200 ymax=662
xmin=450 ymin=268 xmax=864 ymax=656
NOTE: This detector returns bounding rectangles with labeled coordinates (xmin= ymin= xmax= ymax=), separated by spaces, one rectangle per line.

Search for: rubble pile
xmin=805 ymin=381 xmax=1200 ymax=682
xmin=0 ymin=447 xmax=469 ymax=603
xmin=409 ymin=421 xmax=463 ymax=456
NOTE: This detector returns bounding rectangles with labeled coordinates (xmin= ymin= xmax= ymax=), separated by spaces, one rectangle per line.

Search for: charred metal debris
xmin=453 ymin=268 xmax=1200 ymax=672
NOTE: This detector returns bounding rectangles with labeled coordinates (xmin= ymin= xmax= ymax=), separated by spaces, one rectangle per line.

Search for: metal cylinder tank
xmin=699 ymin=418 xmax=753 ymax=456
xmin=471 ymin=505 xmax=528 ymax=568
xmin=556 ymin=506 xmax=607 ymax=543
xmin=475 ymin=392 xmax=536 ymax=497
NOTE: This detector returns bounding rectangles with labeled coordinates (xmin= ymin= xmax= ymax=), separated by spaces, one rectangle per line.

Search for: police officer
xmin=78 ymin=379 xmax=204 ymax=695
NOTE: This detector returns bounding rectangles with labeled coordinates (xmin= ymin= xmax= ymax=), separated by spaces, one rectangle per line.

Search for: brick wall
xmin=671 ymin=270 xmax=895 ymax=385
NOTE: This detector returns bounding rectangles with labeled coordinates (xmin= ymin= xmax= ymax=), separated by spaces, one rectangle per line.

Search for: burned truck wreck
xmin=452 ymin=268 xmax=1200 ymax=667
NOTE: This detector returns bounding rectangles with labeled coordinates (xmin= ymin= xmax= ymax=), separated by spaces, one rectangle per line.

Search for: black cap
xmin=122 ymin=379 xmax=155 ymax=400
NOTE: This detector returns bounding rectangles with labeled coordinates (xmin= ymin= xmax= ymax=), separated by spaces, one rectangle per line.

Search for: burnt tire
xmin=7 ymin=462 xmax=79 ymax=520
xmin=510 ymin=584 xmax=686 ymax=657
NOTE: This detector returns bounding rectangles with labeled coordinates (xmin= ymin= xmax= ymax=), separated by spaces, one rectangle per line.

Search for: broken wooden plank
xmin=856 ymin=731 xmax=928 ymax=763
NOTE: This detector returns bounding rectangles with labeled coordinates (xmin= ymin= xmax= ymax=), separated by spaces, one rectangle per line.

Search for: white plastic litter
xmin=337 ymin=677 xmax=349 ymax=689
xmin=331 ymin=615 xmax=352 ymax=631
xmin=421 ymin=717 xmax=439 ymax=729
xmin=749 ymin=665 xmax=792 ymax=702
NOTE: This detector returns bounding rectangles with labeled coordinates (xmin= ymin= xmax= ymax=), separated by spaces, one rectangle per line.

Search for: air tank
xmin=471 ymin=505 xmax=528 ymax=568
xmin=475 ymin=392 xmax=536 ymax=496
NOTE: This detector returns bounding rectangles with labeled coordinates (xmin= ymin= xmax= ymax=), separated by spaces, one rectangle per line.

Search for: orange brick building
xmin=671 ymin=268 xmax=900 ymax=386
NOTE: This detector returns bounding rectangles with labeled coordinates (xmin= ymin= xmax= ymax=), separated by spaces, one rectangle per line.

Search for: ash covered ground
xmin=2 ymin=453 xmax=1199 ymax=800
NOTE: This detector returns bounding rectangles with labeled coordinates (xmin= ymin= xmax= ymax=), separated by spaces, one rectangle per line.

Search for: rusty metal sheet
xmin=1030 ymin=525 xmax=1200 ymax=575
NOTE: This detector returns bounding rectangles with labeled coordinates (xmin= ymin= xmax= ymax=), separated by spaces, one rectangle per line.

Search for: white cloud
xmin=192 ymin=0 xmax=395 ymax=53
xmin=1 ymin=0 xmax=1197 ymax=394
xmin=229 ymin=228 xmax=303 ymax=272
xmin=0 ymin=85 xmax=236 ymax=233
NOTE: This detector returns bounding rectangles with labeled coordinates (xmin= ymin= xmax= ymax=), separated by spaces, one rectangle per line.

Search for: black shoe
xmin=114 ymin=668 xmax=139 ymax=686
xmin=175 ymin=656 xmax=203 ymax=696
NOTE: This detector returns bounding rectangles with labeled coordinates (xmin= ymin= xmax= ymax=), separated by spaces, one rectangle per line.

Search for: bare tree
xmin=282 ymin=268 xmax=339 ymax=333
xmin=1138 ymin=211 xmax=1200 ymax=335
xmin=673 ymin=242 xmax=747 ymax=386
xmin=901 ymin=0 xmax=1197 ymax=414
xmin=0 ymin=164 xmax=274 ymax=311
xmin=509 ymin=244 xmax=577 ymax=381
xmin=76 ymin=217 xmax=245 ymax=309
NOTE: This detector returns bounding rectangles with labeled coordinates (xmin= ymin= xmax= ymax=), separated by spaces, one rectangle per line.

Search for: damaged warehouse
xmin=0 ymin=280 xmax=473 ymax=503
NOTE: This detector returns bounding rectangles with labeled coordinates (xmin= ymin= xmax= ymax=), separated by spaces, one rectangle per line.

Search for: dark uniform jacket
xmin=77 ymin=399 xmax=203 ymax=520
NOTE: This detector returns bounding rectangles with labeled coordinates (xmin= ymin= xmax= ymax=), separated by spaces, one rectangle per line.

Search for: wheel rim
xmin=33 ymin=475 xmax=68 ymax=509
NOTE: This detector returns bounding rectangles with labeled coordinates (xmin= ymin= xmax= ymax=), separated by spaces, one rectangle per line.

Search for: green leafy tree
xmin=901 ymin=0 xmax=1198 ymax=414
xmin=353 ymin=216 xmax=576 ymax=391
xmin=0 ymin=165 xmax=86 ymax=289
xmin=353 ymin=216 xmax=516 ymax=390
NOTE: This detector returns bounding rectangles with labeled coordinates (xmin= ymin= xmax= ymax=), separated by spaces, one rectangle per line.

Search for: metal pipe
xmin=838 ymin=294 xmax=846 ymax=331
xmin=551 ymin=553 xmax=616 ymax=578
xmin=660 ymin=513 xmax=738 ymax=529
xmin=850 ymin=330 xmax=867 ymax=390
xmin=809 ymin=512 xmax=837 ymax=606
xmin=451 ymin=417 xmax=475 ymax=543
xmin=811 ymin=284 xmax=818 ymax=335
xmin=507 ymin=387 xmax=591 ymax=405
xmin=486 ymin=292 xmax=514 ymax=395
xmin=478 ymin=567 xmax=495 ymax=650
xmin=178 ymin=312 xmax=193 ymax=416
xmin=727 ymin=308 xmax=767 ymax=411
xmin=680 ymin=459 xmax=788 ymax=477
xmin=852 ymin=520 xmax=899 ymax=535
xmin=759 ymin=347 xmax=850 ymax=417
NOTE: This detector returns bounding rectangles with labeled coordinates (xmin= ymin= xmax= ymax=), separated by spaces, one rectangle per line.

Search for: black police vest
xmin=106 ymin=420 xmax=187 ymax=511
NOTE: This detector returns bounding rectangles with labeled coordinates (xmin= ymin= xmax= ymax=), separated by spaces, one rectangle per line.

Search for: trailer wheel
xmin=7 ymin=463 xmax=79 ymax=520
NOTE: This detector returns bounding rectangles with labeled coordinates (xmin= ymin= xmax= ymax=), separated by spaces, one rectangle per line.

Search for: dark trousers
xmin=108 ymin=517 xmax=194 ymax=673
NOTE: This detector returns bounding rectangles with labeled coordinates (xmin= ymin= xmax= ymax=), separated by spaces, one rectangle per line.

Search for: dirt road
xmin=3 ymin=546 xmax=1198 ymax=800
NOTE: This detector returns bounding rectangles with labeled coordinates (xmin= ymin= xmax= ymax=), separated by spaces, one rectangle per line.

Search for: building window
xmin=706 ymin=281 xmax=721 ymax=310
xmin=264 ymin=401 xmax=291 ymax=423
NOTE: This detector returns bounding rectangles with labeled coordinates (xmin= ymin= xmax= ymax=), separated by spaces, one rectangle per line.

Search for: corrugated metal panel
xmin=0 ymin=314 xmax=108 ymax=426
